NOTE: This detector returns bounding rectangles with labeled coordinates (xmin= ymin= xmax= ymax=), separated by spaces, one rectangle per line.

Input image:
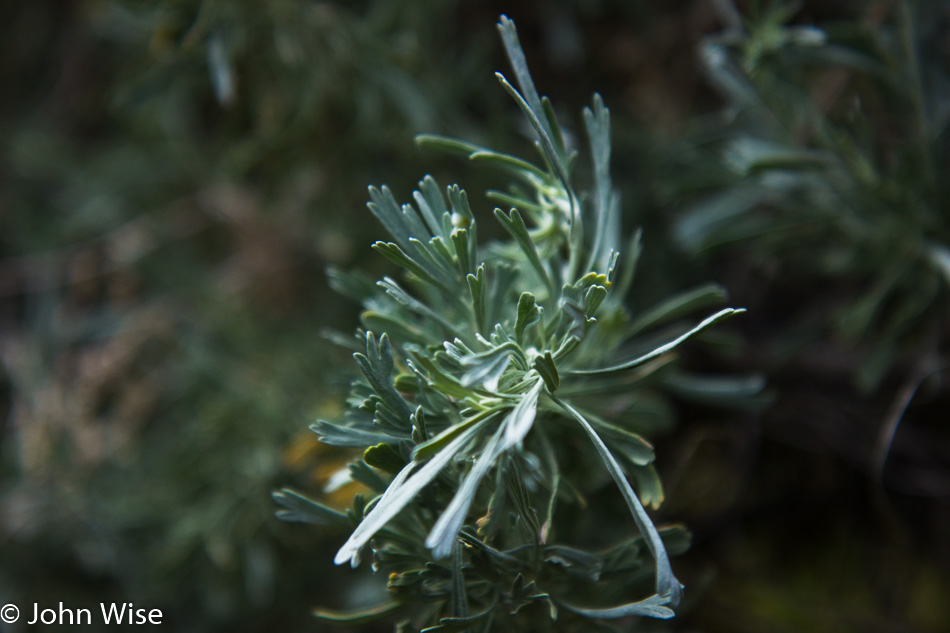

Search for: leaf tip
xmin=333 ymin=546 xmax=358 ymax=567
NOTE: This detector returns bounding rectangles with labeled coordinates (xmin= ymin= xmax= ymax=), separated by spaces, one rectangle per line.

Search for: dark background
xmin=1 ymin=1 xmax=947 ymax=632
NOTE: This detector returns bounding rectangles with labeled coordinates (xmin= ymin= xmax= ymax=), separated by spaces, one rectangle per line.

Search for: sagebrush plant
xmin=275 ymin=16 xmax=747 ymax=631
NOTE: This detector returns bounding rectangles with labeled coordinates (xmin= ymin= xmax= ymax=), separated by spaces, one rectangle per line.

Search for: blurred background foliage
xmin=0 ymin=1 xmax=947 ymax=632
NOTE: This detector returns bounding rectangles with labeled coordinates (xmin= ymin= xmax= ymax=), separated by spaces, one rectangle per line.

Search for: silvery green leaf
xmin=324 ymin=468 xmax=353 ymax=495
xmin=467 ymin=266 xmax=486 ymax=334
xmin=272 ymin=488 xmax=348 ymax=527
xmin=372 ymin=241 xmax=452 ymax=295
xmin=560 ymin=300 xmax=589 ymax=341
xmin=413 ymin=409 xmax=500 ymax=461
xmin=320 ymin=327 xmax=365 ymax=353
xmin=441 ymin=338 xmax=472 ymax=363
xmin=409 ymin=353 xmax=490 ymax=401
xmin=570 ymin=308 xmax=746 ymax=375
xmin=582 ymin=93 xmax=620 ymax=273
xmin=462 ymin=458 xmax=505 ymax=544
xmin=373 ymin=397 xmax=410 ymax=437
xmin=367 ymin=185 xmax=413 ymax=250
xmin=353 ymin=332 xmax=413 ymax=426
xmin=426 ymin=424 xmax=506 ymax=559
xmin=504 ymin=380 xmax=543 ymax=448
xmin=515 ymin=292 xmax=542 ymax=344
xmin=348 ymin=461 xmax=388 ymax=493
xmin=410 ymin=232 xmax=457 ymax=270
xmin=493 ymin=208 xmax=555 ymax=299
xmin=450 ymin=227 xmax=474 ymax=276
xmin=587 ymin=417 xmax=655 ymax=467
xmin=557 ymin=592 xmax=675 ymax=620
xmin=378 ymin=276 xmax=457 ymax=335
xmin=584 ymin=284 xmax=607 ymax=317
xmin=411 ymin=175 xmax=447 ymax=239
xmin=627 ymin=283 xmax=730 ymax=336
xmin=656 ymin=524 xmax=693 ymax=557
xmin=533 ymin=351 xmax=559 ymax=392
xmin=410 ymin=406 xmax=428 ymax=443
xmin=470 ymin=150 xmax=549 ymax=182
xmin=416 ymin=134 xmax=550 ymax=184
xmin=541 ymin=96 xmax=568 ymax=159
xmin=495 ymin=17 xmax=543 ymax=132
xmin=606 ymin=250 xmax=620 ymax=285
xmin=554 ymin=397 xmax=682 ymax=609
xmin=429 ymin=236 xmax=457 ymax=272
xmin=495 ymin=72 xmax=573 ymax=196
xmin=446 ymin=184 xmax=474 ymax=222
xmin=206 ymin=33 xmax=235 ymax=106
xmin=414 ymin=133 xmax=483 ymax=157
xmin=310 ymin=420 xmax=391 ymax=447
xmin=486 ymin=189 xmax=545 ymax=216
xmin=457 ymin=342 xmax=525 ymax=390
xmin=496 ymin=16 xmax=567 ymax=180
xmin=551 ymin=334 xmax=581 ymax=362
xmin=334 ymin=418 xmax=486 ymax=567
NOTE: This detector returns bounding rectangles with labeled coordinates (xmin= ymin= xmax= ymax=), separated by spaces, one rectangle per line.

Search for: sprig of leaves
xmin=278 ymin=14 xmax=750 ymax=631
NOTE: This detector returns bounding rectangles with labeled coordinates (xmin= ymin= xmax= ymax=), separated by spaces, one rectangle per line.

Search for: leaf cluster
xmin=277 ymin=15 xmax=751 ymax=632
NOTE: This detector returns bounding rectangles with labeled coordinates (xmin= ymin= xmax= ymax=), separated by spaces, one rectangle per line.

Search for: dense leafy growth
xmin=276 ymin=16 xmax=749 ymax=631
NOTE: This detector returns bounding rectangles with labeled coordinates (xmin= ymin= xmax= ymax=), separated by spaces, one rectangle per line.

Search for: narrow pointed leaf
xmin=627 ymin=283 xmax=730 ymax=336
xmin=311 ymin=420 xmax=391 ymax=447
xmin=557 ymin=592 xmax=675 ymax=620
xmin=334 ymin=420 xmax=485 ymax=566
xmin=415 ymin=133 xmax=483 ymax=157
xmin=554 ymin=397 xmax=682 ymax=608
xmin=570 ymin=308 xmax=745 ymax=375
xmin=413 ymin=409 xmax=500 ymax=461
xmin=427 ymin=425 xmax=506 ymax=559
xmin=533 ymin=351 xmax=559 ymax=392
xmin=272 ymin=488 xmax=349 ymax=527
xmin=504 ymin=380 xmax=543 ymax=448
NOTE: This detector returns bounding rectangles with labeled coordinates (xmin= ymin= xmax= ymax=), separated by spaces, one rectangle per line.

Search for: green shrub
xmin=276 ymin=16 xmax=752 ymax=632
